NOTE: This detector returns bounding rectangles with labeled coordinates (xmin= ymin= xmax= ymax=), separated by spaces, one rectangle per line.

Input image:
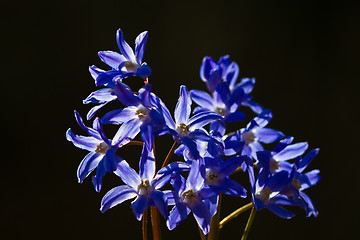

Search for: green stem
xmin=240 ymin=207 xmax=256 ymax=240
xmin=208 ymin=194 xmax=222 ymax=240
xmin=219 ymin=203 xmax=252 ymax=229
xmin=161 ymin=141 xmax=179 ymax=168
xmin=142 ymin=209 xmax=148 ymax=240
xmin=150 ymin=206 xmax=161 ymax=240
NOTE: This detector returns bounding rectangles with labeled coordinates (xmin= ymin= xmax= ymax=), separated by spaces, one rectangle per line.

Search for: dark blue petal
xmin=157 ymin=162 xmax=191 ymax=175
xmin=150 ymin=191 xmax=168 ymax=219
xmin=187 ymin=158 xmax=205 ymax=190
xmin=192 ymin=201 xmax=211 ymax=235
xmin=299 ymin=192 xmax=318 ymax=217
xmin=134 ymin=31 xmax=148 ymax=64
xmin=74 ymin=111 xmax=101 ymax=139
xmin=95 ymin=70 xmax=120 ymax=87
xmin=136 ymin=63 xmax=152 ymax=78
xmin=256 ymin=128 xmax=285 ymax=144
xmin=131 ymin=195 xmax=149 ymax=221
xmin=224 ymin=179 xmax=247 ymax=197
xmin=299 ymin=148 xmax=320 ymax=172
xmin=225 ymin=62 xmax=239 ymax=90
xmin=93 ymin=118 xmax=110 ymax=145
xmin=253 ymin=109 xmax=272 ymax=128
xmin=266 ymin=203 xmax=295 ymax=219
xmin=83 ymin=88 xmax=117 ymax=105
xmin=267 ymin=171 xmax=290 ymax=192
xmin=112 ymin=118 xmax=142 ymax=148
xmin=92 ymin=160 xmax=106 ymax=192
xmin=225 ymin=112 xmax=245 ymax=123
xmin=100 ymin=185 xmax=137 ymax=212
xmin=140 ymin=122 xmax=154 ymax=151
xmin=181 ymin=137 xmax=200 ymax=160
xmin=86 ymin=102 xmax=109 ymax=121
xmin=200 ymin=57 xmax=216 ymax=82
xmin=114 ymin=81 xmax=140 ymax=106
xmin=152 ymin=173 xmax=172 ymax=189
xmin=89 ymin=65 xmax=105 ymax=81
xmin=170 ymin=172 xmax=187 ymax=194
xmin=299 ymin=170 xmax=320 ymax=190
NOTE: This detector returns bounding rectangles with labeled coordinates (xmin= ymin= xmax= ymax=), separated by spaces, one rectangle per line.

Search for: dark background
xmin=2 ymin=0 xmax=359 ymax=239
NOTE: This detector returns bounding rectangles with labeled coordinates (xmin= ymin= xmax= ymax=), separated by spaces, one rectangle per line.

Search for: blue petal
xmin=92 ymin=118 xmax=110 ymax=145
xmin=74 ymin=111 xmax=101 ymax=139
xmin=236 ymin=78 xmax=255 ymax=94
xmin=192 ymin=201 xmax=211 ymax=235
xmin=266 ymin=203 xmax=295 ymax=219
xmin=100 ymin=185 xmax=137 ymax=212
xmin=92 ymin=160 xmax=106 ymax=192
xmin=150 ymin=93 xmax=176 ymax=129
xmin=190 ymin=89 xmax=215 ymax=110
xmin=175 ymin=85 xmax=191 ymax=124
xmin=225 ymin=62 xmax=239 ymax=90
xmin=95 ymin=70 xmax=120 ymax=87
xmin=116 ymin=29 xmax=136 ymax=62
xmin=225 ymin=112 xmax=245 ymax=123
xmin=187 ymin=158 xmax=205 ymax=190
xmin=219 ymin=155 xmax=243 ymax=176
xmin=299 ymin=192 xmax=318 ymax=217
xmin=267 ymin=171 xmax=290 ymax=192
xmin=273 ymin=142 xmax=308 ymax=161
xmin=89 ymin=65 xmax=105 ymax=81
xmin=139 ymin=145 xmax=155 ymax=180
xmin=207 ymin=69 xmax=222 ymax=94
xmin=98 ymin=51 xmax=127 ymax=69
xmin=150 ymin=190 xmax=168 ymax=219
xmin=224 ymin=179 xmax=247 ymax=197
xmin=86 ymin=102 xmax=109 ymax=120
xmin=114 ymin=160 xmax=141 ymax=189
xmin=112 ymin=118 xmax=142 ymax=148
xmin=136 ymin=63 xmax=152 ymax=78
xmin=200 ymin=57 xmax=216 ymax=82
xmin=131 ymin=195 xmax=149 ymax=221
xmin=299 ymin=148 xmax=319 ymax=172
xmin=152 ymin=173 xmax=172 ymax=189
xmin=83 ymin=88 xmax=117 ymax=105
xmin=66 ymin=129 xmax=100 ymax=151
xmin=181 ymin=137 xmax=200 ymax=160
xmin=157 ymin=162 xmax=190 ymax=175
xmin=188 ymin=111 xmax=222 ymax=130
xmin=134 ymin=31 xmax=148 ymax=64
xmin=170 ymin=172 xmax=187 ymax=194
xmin=256 ymin=128 xmax=285 ymax=144
xmin=140 ymin=122 xmax=154 ymax=151
xmin=101 ymin=108 xmax=137 ymax=125
xmin=114 ymin=81 xmax=140 ymax=106
xmin=299 ymin=169 xmax=320 ymax=190
xmin=77 ymin=152 xmax=103 ymax=183
xmin=253 ymin=109 xmax=272 ymax=128
xmin=167 ymin=203 xmax=191 ymax=230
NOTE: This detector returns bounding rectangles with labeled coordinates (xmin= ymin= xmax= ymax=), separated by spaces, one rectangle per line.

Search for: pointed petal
xmin=192 ymin=201 xmax=211 ymax=235
xmin=134 ymin=31 xmax=148 ymax=63
xmin=116 ymin=29 xmax=136 ymax=62
xmin=74 ymin=110 xmax=101 ymax=139
xmin=136 ymin=63 xmax=152 ymax=78
xmin=66 ymin=129 xmax=100 ymax=151
xmin=273 ymin=142 xmax=308 ymax=161
xmin=101 ymin=107 xmax=137 ymax=125
xmin=131 ymin=196 xmax=149 ymax=221
xmin=267 ymin=203 xmax=295 ymax=219
xmin=77 ymin=152 xmax=103 ymax=183
xmin=190 ymin=90 xmax=215 ymax=110
xmin=167 ymin=203 xmax=191 ymax=230
xmin=114 ymin=81 xmax=140 ymax=106
xmin=112 ymin=118 xmax=142 ymax=148
xmin=139 ymin=145 xmax=155 ymax=180
xmin=98 ymin=51 xmax=127 ymax=69
xmin=150 ymin=191 xmax=168 ymax=219
xmin=175 ymin=85 xmax=191 ymax=124
xmin=188 ymin=111 xmax=222 ymax=130
xmin=100 ymin=185 xmax=137 ymax=212
xmin=256 ymin=128 xmax=285 ymax=144
xmin=114 ymin=160 xmax=141 ymax=189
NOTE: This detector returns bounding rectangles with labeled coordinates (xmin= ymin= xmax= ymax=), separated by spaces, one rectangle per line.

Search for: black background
xmin=2 ymin=0 xmax=359 ymax=239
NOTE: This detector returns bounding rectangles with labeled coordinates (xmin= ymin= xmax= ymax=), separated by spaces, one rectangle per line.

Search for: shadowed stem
xmin=240 ymin=207 xmax=256 ymax=240
xmin=208 ymin=194 xmax=222 ymax=240
xmin=126 ymin=140 xmax=144 ymax=146
xmin=198 ymin=226 xmax=206 ymax=240
xmin=151 ymin=206 xmax=161 ymax=240
xmin=142 ymin=209 xmax=148 ymax=240
xmin=219 ymin=203 xmax=252 ymax=229
xmin=161 ymin=141 xmax=179 ymax=168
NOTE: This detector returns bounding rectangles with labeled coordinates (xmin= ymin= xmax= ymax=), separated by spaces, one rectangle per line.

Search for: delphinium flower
xmin=83 ymin=29 xmax=151 ymax=120
xmin=101 ymin=82 xmax=166 ymax=151
xmin=100 ymin=145 xmax=170 ymax=220
xmin=155 ymin=85 xmax=223 ymax=160
xmin=66 ymin=111 xmax=137 ymax=192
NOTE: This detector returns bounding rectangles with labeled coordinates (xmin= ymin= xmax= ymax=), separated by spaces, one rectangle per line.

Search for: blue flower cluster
xmin=67 ymin=29 xmax=320 ymax=235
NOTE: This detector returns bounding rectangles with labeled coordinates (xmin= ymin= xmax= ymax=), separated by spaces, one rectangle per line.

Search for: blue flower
xmin=251 ymin=170 xmax=297 ymax=219
xmin=279 ymin=148 xmax=320 ymax=217
xmin=66 ymin=111 xmax=135 ymax=192
xmin=199 ymin=55 xmax=263 ymax=114
xmin=155 ymin=85 xmax=223 ymax=160
xmin=224 ymin=110 xmax=285 ymax=161
xmin=166 ymin=158 xmax=220 ymax=235
xmin=100 ymin=146 xmax=170 ymax=220
xmin=83 ymin=29 xmax=151 ymax=119
xmin=256 ymin=137 xmax=308 ymax=187
xmin=191 ymin=82 xmax=245 ymax=135
xmin=101 ymin=82 xmax=165 ymax=151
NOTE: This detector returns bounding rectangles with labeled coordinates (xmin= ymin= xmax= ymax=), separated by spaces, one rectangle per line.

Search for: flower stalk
xmin=219 ymin=203 xmax=253 ymax=229
xmin=240 ymin=207 xmax=256 ymax=240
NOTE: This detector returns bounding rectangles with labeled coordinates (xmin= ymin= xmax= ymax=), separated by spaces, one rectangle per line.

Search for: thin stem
xmin=126 ymin=140 xmax=144 ymax=146
xmin=198 ymin=226 xmax=207 ymax=240
xmin=161 ymin=141 xmax=179 ymax=168
xmin=142 ymin=209 xmax=148 ymax=240
xmin=240 ymin=207 xmax=256 ymax=240
xmin=208 ymin=194 xmax=222 ymax=240
xmin=150 ymin=206 xmax=161 ymax=240
xmin=219 ymin=203 xmax=252 ymax=229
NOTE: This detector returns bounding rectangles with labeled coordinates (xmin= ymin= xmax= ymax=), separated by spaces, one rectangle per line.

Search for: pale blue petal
xmin=175 ymin=85 xmax=191 ymax=124
xmin=134 ymin=31 xmax=148 ymax=64
xmin=77 ymin=152 xmax=103 ymax=183
xmin=98 ymin=51 xmax=127 ymax=69
xmin=100 ymin=185 xmax=137 ymax=212
xmin=116 ymin=29 xmax=136 ymax=62
xmin=273 ymin=142 xmax=308 ymax=161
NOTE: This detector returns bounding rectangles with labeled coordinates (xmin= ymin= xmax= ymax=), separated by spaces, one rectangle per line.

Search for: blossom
xmin=224 ymin=109 xmax=285 ymax=160
xmin=83 ymin=29 xmax=151 ymax=119
xmin=100 ymin=146 xmax=170 ymax=220
xmin=66 ymin=111 xmax=136 ymax=192
xmin=166 ymin=158 xmax=220 ymax=235
xmin=101 ymin=82 xmax=165 ymax=151
xmin=155 ymin=85 xmax=223 ymax=160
